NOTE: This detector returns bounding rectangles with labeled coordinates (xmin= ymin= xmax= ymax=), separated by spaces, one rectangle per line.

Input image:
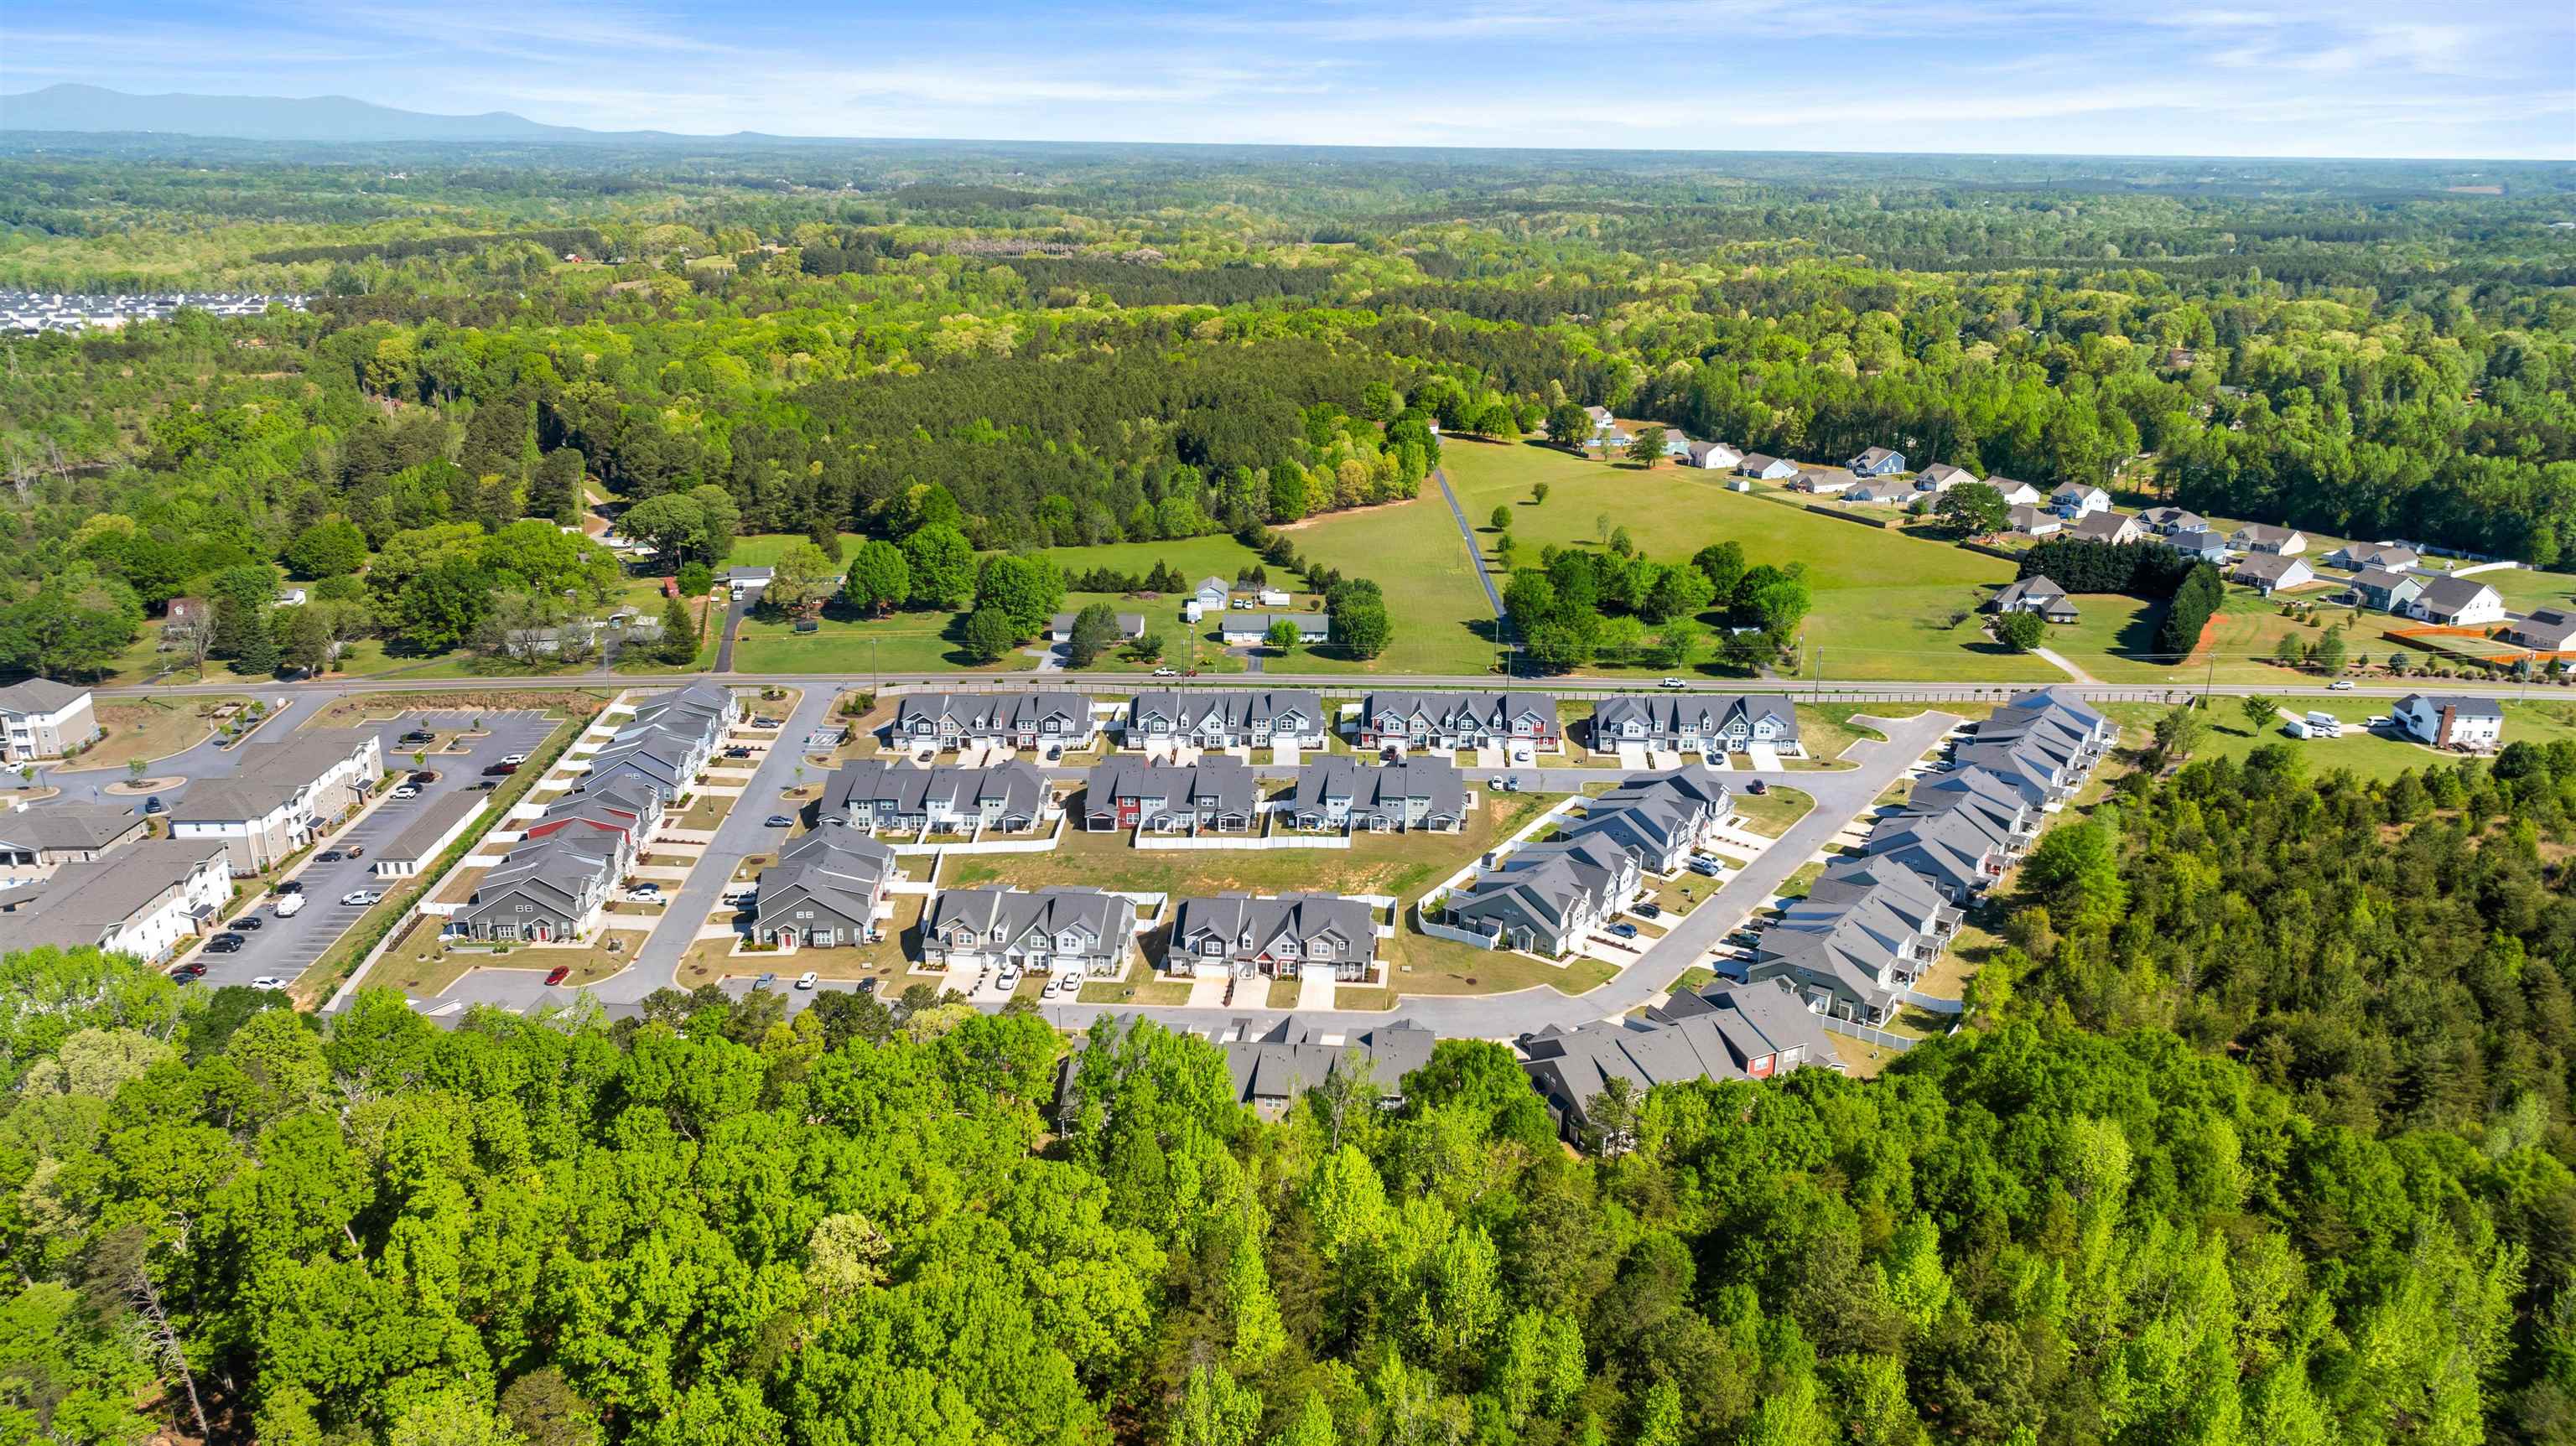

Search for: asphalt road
xmin=182 ymin=711 xmax=558 ymax=990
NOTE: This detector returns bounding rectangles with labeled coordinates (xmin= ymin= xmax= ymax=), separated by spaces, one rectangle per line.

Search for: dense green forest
xmin=0 ymin=143 xmax=2571 ymax=677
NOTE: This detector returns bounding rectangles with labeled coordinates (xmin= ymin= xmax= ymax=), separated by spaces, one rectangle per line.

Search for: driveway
xmin=184 ymin=711 xmax=557 ymax=990
xmin=713 ymin=594 xmax=751 ymax=671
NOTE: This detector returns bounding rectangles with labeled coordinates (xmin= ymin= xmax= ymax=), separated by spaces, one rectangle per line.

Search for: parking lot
xmin=183 ymin=711 xmax=558 ymax=991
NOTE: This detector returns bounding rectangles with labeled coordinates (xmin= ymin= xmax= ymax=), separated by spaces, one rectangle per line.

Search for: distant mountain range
xmin=0 ymin=84 xmax=761 ymax=144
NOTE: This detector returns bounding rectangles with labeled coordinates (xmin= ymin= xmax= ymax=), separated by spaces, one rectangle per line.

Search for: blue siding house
xmin=1847 ymin=446 xmax=1907 ymax=477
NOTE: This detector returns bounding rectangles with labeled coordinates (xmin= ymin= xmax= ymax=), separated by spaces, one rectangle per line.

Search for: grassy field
xmin=1730 ymin=786 xmax=1816 ymax=837
xmin=2100 ymin=698 xmax=2576 ymax=783
xmin=1440 ymin=440 xmax=2054 ymax=682
xmin=54 ymin=697 xmax=251 ymax=773
xmin=728 ymin=608 xmax=1038 ymax=675
xmin=1284 ymin=491 xmax=1506 ymax=676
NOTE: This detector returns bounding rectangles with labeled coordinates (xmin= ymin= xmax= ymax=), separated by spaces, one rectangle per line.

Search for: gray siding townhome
xmin=1124 ymin=690 xmax=1329 ymax=750
xmin=1592 ymin=693 xmax=1802 ymax=756
xmin=451 ymin=835 xmax=619 ymax=943
xmin=1749 ymin=855 xmax=1964 ymax=1023
xmin=753 ymin=832 xmax=902 ymax=947
xmin=921 ymin=887 xmax=1136 ymax=977
xmin=1168 ymin=891 xmax=1379 ymax=981
xmin=892 ymin=692 xmax=1098 ymax=751
xmin=822 ymin=760 xmax=1052 ymax=833
xmin=1215 ymin=1018 xmax=1436 ymax=1118
xmin=1519 ymin=979 xmax=1837 ymax=1143
xmin=1356 ymin=692 xmax=1561 ymax=752
xmin=1282 ymin=757 xmax=1465 ymax=832
xmin=1084 ymin=756 xmax=1260 ymax=833
xmin=1564 ymin=769 xmax=1735 ymax=876
xmin=1446 ymin=835 xmax=1640 ymax=957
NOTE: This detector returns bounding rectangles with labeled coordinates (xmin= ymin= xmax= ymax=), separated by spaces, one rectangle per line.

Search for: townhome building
xmin=0 ymin=678 xmax=101 ymax=764
xmin=521 ymin=784 xmax=658 ymax=877
xmin=1862 ymin=806 xmax=2009 ymax=903
xmin=892 ymin=691 xmax=1098 ymax=751
xmin=1214 ymin=1018 xmax=1436 ymax=1118
xmin=1564 ymin=770 xmax=1735 ymax=875
xmin=169 ymin=728 xmax=383 ymax=874
xmin=1446 ymin=835 xmax=1639 ymax=956
xmin=921 ymin=887 xmax=1135 ymax=977
xmin=1355 ymin=692 xmax=1560 ymax=752
xmin=1124 ymin=690 xmax=1329 ymax=750
xmin=1169 ymin=892 xmax=1379 ymax=981
xmin=1752 ymin=855 xmax=1964 ymax=1021
xmin=823 ymin=759 xmax=1052 ymax=834
xmin=0 ymin=839 xmax=230 ymax=961
xmin=1591 ymin=693 xmax=1802 ymax=756
xmin=1519 ymin=979 xmax=1835 ymax=1143
xmin=1281 ymin=757 xmax=1465 ymax=832
xmin=1084 ymin=757 xmax=1260 ymax=833
xmin=752 ymin=832 xmax=901 ymax=947
xmin=1900 ymin=766 xmax=2039 ymax=853
xmin=450 ymin=834 xmax=621 ymax=942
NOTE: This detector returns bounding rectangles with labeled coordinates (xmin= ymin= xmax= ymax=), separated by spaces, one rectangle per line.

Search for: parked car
xmin=275 ymin=879 xmax=304 ymax=895
xmin=232 ymin=915 xmax=263 ymax=930
xmin=1044 ymin=745 xmax=1062 ymax=762
xmin=408 ymin=770 xmax=439 ymax=785
xmin=795 ymin=971 xmax=818 ymax=990
xmin=856 ymin=977 xmax=879 ymax=996
xmin=172 ymin=972 xmax=199 ymax=987
xmin=1745 ymin=779 xmax=1768 ymax=796
xmin=340 ymin=890 xmax=382 ymax=906
xmin=724 ymin=746 xmax=754 ymax=759
xmin=751 ymin=717 xmax=782 ymax=728
xmin=251 ymin=976 xmax=287 ymax=991
xmin=316 ymin=849 xmax=345 ymax=863
xmin=1510 ymin=744 xmax=1535 ymax=765
xmin=1687 ymin=858 xmax=1723 ymax=878
xmin=543 ymin=965 xmax=571 ymax=986
xmin=628 ymin=884 xmax=662 ymax=901
xmin=1727 ymin=930 xmax=1763 ymax=948
xmin=472 ymin=780 xmax=497 ymax=790
xmin=995 ymin=965 xmax=1024 ymax=991
xmin=764 ymin=814 xmax=793 ymax=827
xmin=754 ymin=972 xmax=777 ymax=990
xmin=398 ymin=731 xmax=435 ymax=747
xmin=274 ymin=894 xmax=305 ymax=918
xmin=389 ymin=785 xmax=420 ymax=801
xmin=143 ymin=796 xmax=166 ymax=815
xmin=205 ymin=934 xmax=246 ymax=953
xmin=498 ymin=753 xmax=528 ymax=765
xmin=1633 ymin=902 xmax=1662 ymax=918
xmin=170 ymin=961 xmax=207 ymax=978
xmin=482 ymin=762 xmax=518 ymax=776
xmin=1381 ymin=744 xmax=1400 ymax=760
xmin=1607 ymin=923 xmax=1639 ymax=940
xmin=345 ymin=844 xmax=364 ymax=858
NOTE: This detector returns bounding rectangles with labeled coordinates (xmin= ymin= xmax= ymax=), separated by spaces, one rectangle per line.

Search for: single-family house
xmin=1684 ymin=440 xmax=1744 ymax=470
xmin=0 ymin=839 xmax=230 ymax=962
xmin=2232 ymin=522 xmax=2308 ymax=555
xmin=1125 ymin=690 xmax=1329 ymax=751
xmin=921 ymin=887 xmax=1135 ymax=977
xmin=1047 ymin=611 xmax=1146 ymax=644
xmin=1446 ymin=836 xmax=1639 ymax=957
xmin=1592 ymin=693 xmax=1803 ymax=757
xmin=1187 ymin=576 xmax=1231 ymax=623
xmin=2137 ymin=506 xmax=2206 ymax=535
xmin=1085 ymin=756 xmax=1260 ymax=833
xmin=2507 ymin=608 xmax=2576 ymax=652
xmin=1282 ymin=757 xmax=1465 ymax=833
xmin=0 ymin=679 xmax=100 ymax=764
xmin=1988 ymin=576 xmax=2078 ymax=622
xmin=1357 ymin=692 xmax=1560 ymax=753
xmin=2068 ymin=510 xmax=2144 ymax=547
xmin=752 ymin=832 xmax=901 ymax=947
xmin=1847 ymin=447 xmax=1907 ymax=477
xmin=169 ymin=728 xmax=383 ymax=874
xmin=892 ymin=692 xmax=1098 ymax=751
xmin=2347 ymin=567 xmax=2426 ymax=613
xmin=1583 ymin=405 xmax=1614 ymax=431
xmin=1915 ymin=464 xmax=1977 ymax=494
xmin=1519 ymin=979 xmax=1836 ymax=1143
xmin=823 ymin=760 xmax=1052 ymax=834
xmin=1662 ymin=433 xmax=1696 ymax=460
xmin=1846 ymin=479 xmax=1909 ymax=504
xmin=2328 ymin=542 xmax=2421 ymax=573
xmin=1735 ymin=453 xmax=1800 ymax=482
xmin=1793 ymin=470 xmax=1853 ymax=496
xmin=1170 ymin=892 xmax=1379 ymax=981
xmin=1219 ymin=612 xmax=1330 ymax=647
xmin=2051 ymin=484 xmax=2111 ymax=519
xmin=2165 ymin=526 xmax=2231 ymax=564
xmin=2407 ymin=577 xmax=2506 ymax=628
xmin=2231 ymin=554 xmax=2315 ymax=595
xmin=0 ymin=803 xmax=145 ymax=869
xmin=2392 ymin=694 xmax=2505 ymax=752
xmin=1987 ymin=477 xmax=2044 ymax=506
xmin=2008 ymin=505 xmax=2062 ymax=538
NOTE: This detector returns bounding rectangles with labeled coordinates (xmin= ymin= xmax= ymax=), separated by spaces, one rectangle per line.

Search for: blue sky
xmin=8 ymin=0 xmax=2573 ymax=158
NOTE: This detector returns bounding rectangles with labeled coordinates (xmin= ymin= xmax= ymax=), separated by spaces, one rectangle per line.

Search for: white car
xmin=995 ymin=965 xmax=1023 ymax=991
xmin=251 ymin=976 xmax=287 ymax=990
xmin=1659 ymin=677 xmax=1687 ymax=689
xmin=794 ymin=971 xmax=818 ymax=990
xmin=1152 ymin=666 xmax=1179 ymax=676
xmin=340 ymin=890 xmax=382 ymax=906
xmin=498 ymin=753 xmax=528 ymax=765
xmin=628 ymin=884 xmax=662 ymax=901
xmin=389 ymin=785 xmax=420 ymax=801
xmin=1510 ymin=744 xmax=1535 ymax=765
xmin=2327 ymin=679 xmax=2355 ymax=691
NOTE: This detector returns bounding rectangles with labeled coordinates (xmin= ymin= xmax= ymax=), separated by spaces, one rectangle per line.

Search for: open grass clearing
xmin=1384 ymin=925 xmax=1621 ymax=997
xmin=55 ymin=696 xmax=252 ymax=773
xmin=1730 ymin=786 xmax=1815 ymax=838
xmin=2100 ymin=698 xmax=2576 ymax=784
xmin=389 ymin=926 xmax=647 ymax=999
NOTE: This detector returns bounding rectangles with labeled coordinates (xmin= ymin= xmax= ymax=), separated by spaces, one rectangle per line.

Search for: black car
xmin=408 ymin=770 xmax=439 ymax=785
xmin=276 ymin=879 xmax=304 ymax=894
xmin=724 ymin=746 xmax=755 ymax=759
xmin=856 ymin=977 xmax=880 ymax=996
xmin=1633 ymin=902 xmax=1662 ymax=918
xmin=204 ymin=934 xmax=246 ymax=953
xmin=316 ymin=849 xmax=345 ymax=863
xmin=398 ymin=730 xmax=436 ymax=746
xmin=232 ymin=915 xmax=263 ymax=930
xmin=1745 ymin=779 xmax=1769 ymax=796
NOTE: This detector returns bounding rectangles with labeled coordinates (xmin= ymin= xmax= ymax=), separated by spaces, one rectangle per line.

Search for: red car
xmin=543 ymin=965 xmax=572 ymax=986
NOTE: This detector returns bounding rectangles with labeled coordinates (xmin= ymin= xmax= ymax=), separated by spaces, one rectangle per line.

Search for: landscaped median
xmin=293 ymin=696 xmax=606 ymax=1005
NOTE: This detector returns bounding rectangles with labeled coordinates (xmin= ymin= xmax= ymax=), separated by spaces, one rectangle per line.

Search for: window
xmin=517 ymin=904 xmax=533 ymax=913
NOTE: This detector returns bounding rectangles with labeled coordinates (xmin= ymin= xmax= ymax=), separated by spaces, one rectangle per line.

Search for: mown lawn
xmin=1284 ymin=490 xmax=1506 ymax=676
xmin=54 ymin=697 xmax=249 ymax=773
xmin=2101 ymin=698 xmax=2576 ymax=784
xmin=1440 ymin=439 xmax=2054 ymax=682
xmin=727 ymin=609 xmax=1038 ymax=675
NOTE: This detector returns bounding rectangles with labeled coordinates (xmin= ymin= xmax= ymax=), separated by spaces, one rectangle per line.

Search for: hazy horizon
xmin=5 ymin=0 xmax=2573 ymax=162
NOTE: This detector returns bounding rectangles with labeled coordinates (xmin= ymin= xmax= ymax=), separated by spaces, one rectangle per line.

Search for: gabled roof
xmin=2231 ymin=553 xmax=2310 ymax=583
xmin=1174 ymin=892 xmax=1374 ymax=959
xmin=1593 ymin=693 xmax=1799 ymax=742
xmin=2413 ymin=575 xmax=2501 ymax=614
xmin=826 ymin=759 xmax=1051 ymax=821
xmin=756 ymin=831 xmax=899 ymax=927
xmin=2397 ymin=693 xmax=2503 ymax=718
xmin=1286 ymin=756 xmax=1465 ymax=821
xmin=0 ymin=803 xmax=143 ymax=852
xmin=2068 ymin=511 xmax=2136 ymax=542
xmin=1088 ymin=755 xmax=1259 ymax=820
xmin=0 ymin=677 xmax=88 ymax=713
xmin=1361 ymin=691 xmax=1558 ymax=733
xmin=1128 ymin=689 xmax=1324 ymax=733
xmin=924 ymin=887 xmax=1135 ymax=951
xmin=0 ymin=839 xmax=227 ymax=950
xmin=2349 ymin=566 xmax=2422 ymax=595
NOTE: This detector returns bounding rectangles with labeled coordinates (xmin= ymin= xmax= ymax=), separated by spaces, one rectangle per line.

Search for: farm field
xmin=1439 ymin=440 xmax=2055 ymax=682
